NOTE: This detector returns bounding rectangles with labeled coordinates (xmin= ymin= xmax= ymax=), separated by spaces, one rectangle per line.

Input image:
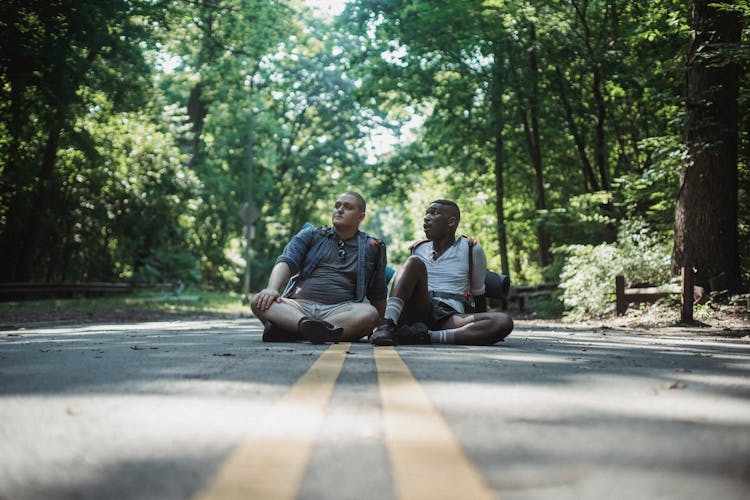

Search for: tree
xmin=247 ymin=15 xmax=385 ymax=286
xmin=0 ymin=0 xmax=157 ymax=282
xmin=157 ymin=0 xmax=295 ymax=287
xmin=673 ymin=0 xmax=743 ymax=293
xmin=343 ymin=0 xmax=518 ymax=274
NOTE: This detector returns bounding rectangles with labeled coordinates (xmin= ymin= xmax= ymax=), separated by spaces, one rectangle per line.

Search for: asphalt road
xmin=1 ymin=317 xmax=748 ymax=500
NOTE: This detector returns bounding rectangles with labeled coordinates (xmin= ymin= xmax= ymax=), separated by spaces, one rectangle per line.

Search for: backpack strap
xmin=409 ymin=239 xmax=429 ymax=254
xmin=463 ymin=235 xmax=477 ymax=297
xmin=310 ymin=225 xmax=330 ymax=247
xmin=297 ymin=226 xmax=331 ymax=280
xmin=412 ymin=236 xmax=477 ymax=302
xmin=367 ymin=236 xmax=386 ymax=270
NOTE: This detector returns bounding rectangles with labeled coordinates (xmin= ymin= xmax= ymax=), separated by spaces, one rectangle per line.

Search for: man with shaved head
xmin=370 ymin=199 xmax=513 ymax=346
xmin=252 ymin=192 xmax=386 ymax=343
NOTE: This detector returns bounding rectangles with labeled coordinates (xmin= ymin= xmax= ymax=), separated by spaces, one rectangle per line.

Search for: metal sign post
xmin=241 ymin=111 xmax=259 ymax=305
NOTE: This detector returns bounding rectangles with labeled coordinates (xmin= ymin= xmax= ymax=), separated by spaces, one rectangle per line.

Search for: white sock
xmin=384 ymin=297 xmax=404 ymax=324
xmin=429 ymin=329 xmax=456 ymax=344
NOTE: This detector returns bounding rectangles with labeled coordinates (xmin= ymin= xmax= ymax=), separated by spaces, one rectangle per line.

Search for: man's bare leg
xmin=251 ymin=298 xmax=305 ymax=332
xmin=325 ymin=303 xmax=379 ymax=341
xmin=432 ymin=312 xmax=514 ymax=345
xmin=371 ymin=256 xmax=432 ymax=345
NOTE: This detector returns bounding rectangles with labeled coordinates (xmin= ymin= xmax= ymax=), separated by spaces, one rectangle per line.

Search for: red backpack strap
xmin=409 ymin=239 xmax=429 ymax=254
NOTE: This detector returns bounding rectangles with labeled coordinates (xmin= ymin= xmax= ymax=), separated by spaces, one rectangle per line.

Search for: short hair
xmin=431 ymin=199 xmax=460 ymax=222
xmin=344 ymin=191 xmax=367 ymax=212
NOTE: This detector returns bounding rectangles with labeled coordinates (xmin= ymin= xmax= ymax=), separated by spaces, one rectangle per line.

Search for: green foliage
xmin=559 ymin=219 xmax=673 ymax=318
xmin=0 ymin=0 xmax=746 ymax=298
xmin=612 ymin=135 xmax=683 ymax=233
xmin=617 ymin=219 xmax=673 ymax=286
xmin=342 ymin=0 xmax=695 ymax=289
xmin=0 ymin=0 xmax=166 ymax=281
xmin=545 ymin=191 xmax=618 ymax=247
xmin=49 ymin=104 xmax=201 ymax=284
xmin=559 ymin=243 xmax=622 ymax=319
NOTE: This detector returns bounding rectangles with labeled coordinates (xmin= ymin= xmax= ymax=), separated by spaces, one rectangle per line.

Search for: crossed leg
xmin=324 ymin=303 xmax=379 ymax=341
xmin=390 ymin=255 xmax=513 ymax=345
xmin=435 ymin=312 xmax=513 ymax=345
xmin=252 ymin=299 xmax=378 ymax=342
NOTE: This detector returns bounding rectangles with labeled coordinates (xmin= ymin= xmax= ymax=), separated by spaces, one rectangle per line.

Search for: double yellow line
xmin=196 ymin=343 xmax=495 ymax=500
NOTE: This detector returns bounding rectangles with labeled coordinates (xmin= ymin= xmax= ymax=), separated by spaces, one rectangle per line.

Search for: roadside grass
xmin=0 ymin=288 xmax=248 ymax=317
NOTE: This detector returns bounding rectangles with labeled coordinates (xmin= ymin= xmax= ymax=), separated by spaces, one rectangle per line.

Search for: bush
xmin=559 ymin=243 xmax=623 ymax=319
xmin=130 ymin=249 xmax=201 ymax=285
xmin=617 ymin=219 xmax=672 ymax=286
xmin=559 ymin=219 xmax=673 ymax=318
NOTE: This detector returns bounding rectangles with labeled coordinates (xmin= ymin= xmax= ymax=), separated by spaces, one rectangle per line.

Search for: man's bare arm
xmin=251 ymin=262 xmax=292 ymax=311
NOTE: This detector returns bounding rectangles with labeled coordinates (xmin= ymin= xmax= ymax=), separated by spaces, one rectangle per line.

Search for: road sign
xmin=239 ymin=202 xmax=260 ymax=225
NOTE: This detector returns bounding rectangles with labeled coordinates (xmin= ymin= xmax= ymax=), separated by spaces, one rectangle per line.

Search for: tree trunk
xmin=14 ymin=125 xmax=62 ymax=281
xmin=508 ymin=27 xmax=551 ymax=269
xmin=673 ymin=0 xmax=742 ymax=293
xmin=554 ymin=66 xmax=599 ymax=192
xmin=592 ymin=65 xmax=609 ymax=191
xmin=527 ymin=23 xmax=552 ymax=268
xmin=493 ymin=131 xmax=509 ymax=277
xmin=490 ymin=52 xmax=510 ymax=277
xmin=573 ymin=0 xmax=610 ymax=191
xmin=187 ymin=4 xmax=217 ymax=170
xmin=187 ymin=82 xmax=207 ymax=169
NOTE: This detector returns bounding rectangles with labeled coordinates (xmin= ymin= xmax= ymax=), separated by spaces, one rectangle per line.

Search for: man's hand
xmin=251 ymin=288 xmax=282 ymax=311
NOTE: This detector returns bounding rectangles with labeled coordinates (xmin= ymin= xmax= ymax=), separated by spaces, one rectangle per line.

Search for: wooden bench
xmin=615 ymin=276 xmax=675 ymax=315
xmin=500 ymin=283 xmax=557 ymax=311
xmin=615 ymin=267 xmax=702 ymax=322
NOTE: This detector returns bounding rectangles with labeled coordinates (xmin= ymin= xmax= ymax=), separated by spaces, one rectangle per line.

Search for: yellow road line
xmin=374 ymin=346 xmax=496 ymax=500
xmin=195 ymin=342 xmax=350 ymax=500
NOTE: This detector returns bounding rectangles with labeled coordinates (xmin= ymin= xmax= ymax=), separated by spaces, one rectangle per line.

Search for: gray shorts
xmin=283 ymin=299 xmax=356 ymax=321
xmin=427 ymin=299 xmax=462 ymax=328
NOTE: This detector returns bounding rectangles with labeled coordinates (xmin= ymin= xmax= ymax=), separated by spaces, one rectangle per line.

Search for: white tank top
xmin=413 ymin=236 xmax=487 ymax=312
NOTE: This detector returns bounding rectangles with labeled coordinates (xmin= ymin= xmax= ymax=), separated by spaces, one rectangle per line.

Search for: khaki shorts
xmin=282 ymin=298 xmax=356 ymax=321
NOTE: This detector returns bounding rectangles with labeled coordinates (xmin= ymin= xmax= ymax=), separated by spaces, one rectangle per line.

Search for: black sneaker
xmin=262 ymin=321 xmax=303 ymax=342
xmin=396 ymin=322 xmax=431 ymax=345
xmin=370 ymin=318 xmax=397 ymax=346
xmin=297 ymin=317 xmax=344 ymax=344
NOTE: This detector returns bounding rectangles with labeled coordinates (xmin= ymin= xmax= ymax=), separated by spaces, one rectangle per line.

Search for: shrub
xmin=559 ymin=219 xmax=673 ymax=318
xmin=559 ymin=243 xmax=623 ymax=319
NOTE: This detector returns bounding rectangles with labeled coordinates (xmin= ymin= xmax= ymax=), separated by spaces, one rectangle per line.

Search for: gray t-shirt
xmin=292 ymin=237 xmax=358 ymax=304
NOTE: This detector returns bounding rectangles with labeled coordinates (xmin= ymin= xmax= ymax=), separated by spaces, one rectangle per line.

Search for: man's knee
xmin=402 ymin=255 xmax=426 ymax=273
xmin=335 ymin=303 xmax=378 ymax=325
xmin=392 ymin=255 xmax=427 ymax=293
xmin=354 ymin=304 xmax=379 ymax=327
xmin=492 ymin=313 xmax=513 ymax=339
xmin=250 ymin=302 xmax=265 ymax=320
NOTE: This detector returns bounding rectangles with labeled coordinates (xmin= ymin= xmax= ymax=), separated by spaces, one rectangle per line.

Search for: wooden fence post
xmin=681 ymin=266 xmax=694 ymax=323
xmin=615 ymin=275 xmax=626 ymax=316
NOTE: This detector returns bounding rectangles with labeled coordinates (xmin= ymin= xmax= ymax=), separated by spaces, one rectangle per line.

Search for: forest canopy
xmin=1 ymin=0 xmax=747 ymax=317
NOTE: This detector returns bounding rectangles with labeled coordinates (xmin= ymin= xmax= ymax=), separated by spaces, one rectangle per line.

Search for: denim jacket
xmin=276 ymin=226 xmax=387 ymax=303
